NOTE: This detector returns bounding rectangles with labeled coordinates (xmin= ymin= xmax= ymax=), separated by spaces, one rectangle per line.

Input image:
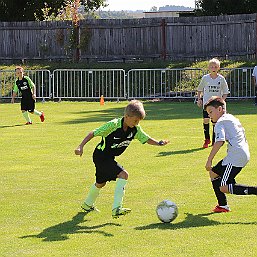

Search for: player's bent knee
xmin=95 ymin=182 xmax=106 ymax=188
xmin=203 ymin=118 xmax=210 ymax=124
xmin=219 ymin=185 xmax=229 ymax=193
xmin=118 ymin=170 xmax=129 ymax=180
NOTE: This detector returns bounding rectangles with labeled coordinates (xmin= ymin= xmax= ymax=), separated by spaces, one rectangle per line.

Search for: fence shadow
xmin=19 ymin=212 xmax=121 ymax=241
xmin=61 ymin=102 xmax=202 ymax=124
xmin=134 ymin=212 xmax=257 ymax=231
xmin=61 ymin=101 xmax=256 ymax=125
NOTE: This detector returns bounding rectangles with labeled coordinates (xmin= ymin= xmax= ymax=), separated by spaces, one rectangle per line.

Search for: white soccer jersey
xmin=197 ymin=74 xmax=230 ymax=107
xmin=215 ymin=113 xmax=250 ymax=167
xmin=252 ymin=66 xmax=257 ymax=82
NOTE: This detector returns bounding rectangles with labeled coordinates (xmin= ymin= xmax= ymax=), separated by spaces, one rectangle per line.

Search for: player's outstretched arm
xmin=31 ymin=85 xmax=36 ymax=100
xmin=146 ymin=138 xmax=169 ymax=146
xmin=74 ymin=131 xmax=94 ymax=157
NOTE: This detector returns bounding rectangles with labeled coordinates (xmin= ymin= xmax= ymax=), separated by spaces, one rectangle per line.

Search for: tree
xmin=196 ymin=0 xmax=257 ymax=16
xmin=0 ymin=0 xmax=107 ymax=21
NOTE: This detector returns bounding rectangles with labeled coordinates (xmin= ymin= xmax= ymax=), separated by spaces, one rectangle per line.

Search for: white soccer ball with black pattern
xmin=156 ymin=200 xmax=178 ymax=223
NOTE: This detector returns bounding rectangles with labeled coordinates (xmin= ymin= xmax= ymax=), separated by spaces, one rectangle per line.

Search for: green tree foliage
xmin=196 ymin=0 xmax=257 ymax=15
xmin=0 ymin=0 xmax=106 ymax=21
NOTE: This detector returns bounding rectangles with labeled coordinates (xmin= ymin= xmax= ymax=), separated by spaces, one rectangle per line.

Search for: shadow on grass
xmin=157 ymin=147 xmax=204 ymax=156
xmin=135 ymin=212 xmax=257 ymax=231
xmin=19 ymin=212 xmax=121 ymax=241
xmin=60 ymin=102 xmax=202 ymax=124
xmin=60 ymin=101 xmax=257 ymax=125
xmin=0 ymin=124 xmax=26 ymax=129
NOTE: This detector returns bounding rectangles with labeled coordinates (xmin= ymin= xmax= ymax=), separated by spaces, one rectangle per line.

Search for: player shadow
xmin=157 ymin=147 xmax=204 ymax=156
xmin=0 ymin=124 xmax=26 ymax=129
xmin=134 ymin=212 xmax=257 ymax=231
xmin=19 ymin=212 xmax=121 ymax=242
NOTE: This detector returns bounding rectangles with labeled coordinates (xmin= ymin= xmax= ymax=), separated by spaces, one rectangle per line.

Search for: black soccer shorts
xmin=212 ymin=160 xmax=242 ymax=186
xmin=93 ymin=151 xmax=124 ymax=184
xmin=21 ymin=97 xmax=35 ymax=112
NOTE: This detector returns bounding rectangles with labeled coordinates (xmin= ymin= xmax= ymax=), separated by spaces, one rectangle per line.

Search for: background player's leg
xmin=22 ymin=111 xmax=32 ymax=124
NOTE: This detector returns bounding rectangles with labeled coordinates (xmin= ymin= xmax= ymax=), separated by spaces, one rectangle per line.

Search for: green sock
xmin=112 ymin=178 xmax=127 ymax=210
xmin=22 ymin=111 xmax=31 ymax=122
xmin=84 ymin=184 xmax=100 ymax=207
xmin=33 ymin=110 xmax=42 ymax=116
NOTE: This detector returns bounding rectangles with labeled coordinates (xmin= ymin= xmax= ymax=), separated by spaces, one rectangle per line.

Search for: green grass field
xmin=1 ymin=100 xmax=257 ymax=257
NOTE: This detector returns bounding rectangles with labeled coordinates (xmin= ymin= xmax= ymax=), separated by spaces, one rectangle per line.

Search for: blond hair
xmin=208 ymin=58 xmax=220 ymax=67
xmin=124 ymin=100 xmax=146 ymax=119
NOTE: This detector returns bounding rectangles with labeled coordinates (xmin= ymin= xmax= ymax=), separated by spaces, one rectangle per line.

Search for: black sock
xmin=212 ymin=178 xmax=227 ymax=206
xmin=203 ymin=123 xmax=210 ymax=140
xmin=212 ymin=125 xmax=215 ymax=144
xmin=228 ymin=184 xmax=257 ymax=195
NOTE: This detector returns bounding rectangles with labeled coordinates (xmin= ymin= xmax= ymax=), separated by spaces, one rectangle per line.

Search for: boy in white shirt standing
xmin=252 ymin=65 xmax=257 ymax=106
xmin=197 ymin=58 xmax=230 ymax=148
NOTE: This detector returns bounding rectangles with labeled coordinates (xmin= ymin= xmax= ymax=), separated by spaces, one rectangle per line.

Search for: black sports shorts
xmin=212 ymin=160 xmax=242 ymax=186
xmin=93 ymin=151 xmax=124 ymax=184
xmin=21 ymin=97 xmax=35 ymax=112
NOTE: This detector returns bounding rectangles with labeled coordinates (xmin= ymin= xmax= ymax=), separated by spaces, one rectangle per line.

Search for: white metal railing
xmin=220 ymin=68 xmax=254 ymax=99
xmin=0 ymin=70 xmax=51 ymax=99
xmin=52 ymin=69 xmax=126 ymax=99
xmin=127 ymin=68 xmax=204 ymax=99
xmin=0 ymin=68 xmax=255 ymax=101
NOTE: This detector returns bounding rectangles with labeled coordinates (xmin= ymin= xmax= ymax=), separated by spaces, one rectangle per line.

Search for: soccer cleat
xmin=212 ymin=205 xmax=231 ymax=213
xmin=25 ymin=122 xmax=32 ymax=125
xmin=203 ymin=139 xmax=211 ymax=148
xmin=112 ymin=207 xmax=131 ymax=219
xmin=40 ymin=112 xmax=45 ymax=122
xmin=81 ymin=203 xmax=99 ymax=213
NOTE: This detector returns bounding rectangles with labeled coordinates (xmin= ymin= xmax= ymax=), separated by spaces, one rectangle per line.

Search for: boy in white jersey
xmin=252 ymin=65 xmax=257 ymax=106
xmin=204 ymin=97 xmax=257 ymax=213
xmin=197 ymin=58 xmax=229 ymax=148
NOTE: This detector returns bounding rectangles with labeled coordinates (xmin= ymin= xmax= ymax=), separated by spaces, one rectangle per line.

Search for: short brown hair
xmin=204 ymin=96 xmax=225 ymax=110
xmin=124 ymin=100 xmax=146 ymax=119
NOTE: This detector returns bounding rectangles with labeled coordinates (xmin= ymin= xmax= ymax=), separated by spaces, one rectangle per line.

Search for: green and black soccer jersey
xmin=93 ymin=117 xmax=150 ymax=157
xmin=13 ymin=76 xmax=35 ymax=99
xmin=13 ymin=76 xmax=35 ymax=111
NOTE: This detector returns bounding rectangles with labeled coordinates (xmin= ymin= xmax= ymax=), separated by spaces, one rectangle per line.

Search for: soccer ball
xmin=156 ymin=200 xmax=178 ymax=223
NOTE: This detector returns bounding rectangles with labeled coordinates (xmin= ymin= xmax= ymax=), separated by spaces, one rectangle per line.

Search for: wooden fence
xmin=0 ymin=13 xmax=256 ymax=61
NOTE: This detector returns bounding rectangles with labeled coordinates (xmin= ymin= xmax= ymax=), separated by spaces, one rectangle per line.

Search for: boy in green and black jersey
xmin=11 ymin=66 xmax=44 ymax=125
xmin=75 ymin=100 xmax=169 ymax=218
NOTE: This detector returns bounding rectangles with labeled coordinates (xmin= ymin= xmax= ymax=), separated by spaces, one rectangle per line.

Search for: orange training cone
xmin=100 ymin=95 xmax=105 ymax=105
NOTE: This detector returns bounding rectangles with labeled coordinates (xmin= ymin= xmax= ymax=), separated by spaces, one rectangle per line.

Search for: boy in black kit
xmin=75 ymin=100 xmax=169 ymax=218
xmin=11 ymin=66 xmax=44 ymax=124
